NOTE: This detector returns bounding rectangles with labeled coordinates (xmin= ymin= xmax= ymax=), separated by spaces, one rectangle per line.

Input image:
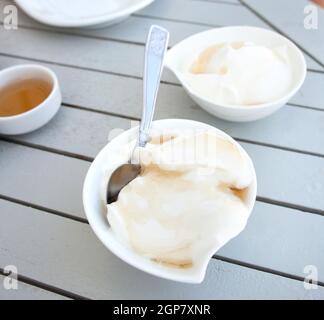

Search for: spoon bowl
xmin=107 ymin=163 xmax=141 ymax=204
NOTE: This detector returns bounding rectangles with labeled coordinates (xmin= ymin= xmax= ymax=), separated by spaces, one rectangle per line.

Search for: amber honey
xmin=0 ymin=78 xmax=52 ymax=117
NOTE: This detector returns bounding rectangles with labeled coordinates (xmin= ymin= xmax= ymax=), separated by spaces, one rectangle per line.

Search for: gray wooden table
xmin=0 ymin=0 xmax=324 ymax=300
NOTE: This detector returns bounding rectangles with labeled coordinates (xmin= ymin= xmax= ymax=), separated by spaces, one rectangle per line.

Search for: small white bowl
xmin=165 ymin=26 xmax=307 ymax=122
xmin=83 ymin=119 xmax=257 ymax=283
xmin=0 ymin=64 xmax=61 ymax=135
xmin=15 ymin=0 xmax=155 ymax=28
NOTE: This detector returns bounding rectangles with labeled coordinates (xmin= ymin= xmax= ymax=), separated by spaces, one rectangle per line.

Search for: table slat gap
xmin=0 ymin=269 xmax=84 ymax=300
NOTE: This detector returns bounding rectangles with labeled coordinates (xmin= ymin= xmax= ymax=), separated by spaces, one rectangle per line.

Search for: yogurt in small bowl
xmin=83 ymin=119 xmax=257 ymax=283
xmin=165 ymin=26 xmax=306 ymax=122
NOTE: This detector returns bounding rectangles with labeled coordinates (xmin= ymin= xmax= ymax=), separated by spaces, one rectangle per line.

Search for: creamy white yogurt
xmin=106 ymin=130 xmax=254 ymax=268
xmin=182 ymin=41 xmax=293 ymax=106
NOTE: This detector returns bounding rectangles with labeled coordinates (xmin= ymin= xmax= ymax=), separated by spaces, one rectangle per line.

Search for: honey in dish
xmin=0 ymin=79 xmax=52 ymax=117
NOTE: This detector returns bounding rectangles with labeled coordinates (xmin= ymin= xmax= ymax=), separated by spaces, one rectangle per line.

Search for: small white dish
xmin=15 ymin=0 xmax=155 ymax=28
xmin=83 ymin=119 xmax=257 ymax=283
xmin=0 ymin=64 xmax=61 ymax=135
xmin=165 ymin=26 xmax=307 ymax=122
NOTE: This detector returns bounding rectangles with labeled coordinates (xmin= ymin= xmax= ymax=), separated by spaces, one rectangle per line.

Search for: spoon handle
xmin=139 ymin=25 xmax=170 ymax=147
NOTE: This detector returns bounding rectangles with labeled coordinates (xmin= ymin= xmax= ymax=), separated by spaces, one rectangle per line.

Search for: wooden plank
xmin=198 ymin=0 xmax=241 ymax=4
xmin=1 ymin=111 xmax=324 ymax=213
xmin=0 ymin=27 xmax=161 ymax=80
xmin=1 ymin=55 xmax=323 ymax=156
xmin=0 ymin=28 xmax=322 ymax=109
xmin=219 ymin=202 xmax=324 ymax=279
xmin=1 ymin=140 xmax=324 ymax=282
xmin=243 ymin=0 xmax=324 ymax=66
xmin=0 ymin=2 xmax=209 ymax=47
xmin=1 ymin=199 xmax=323 ymax=299
xmin=242 ymin=141 xmax=324 ymax=212
xmin=291 ymin=71 xmax=324 ymax=109
xmin=306 ymin=56 xmax=324 ymax=71
xmin=0 ymin=275 xmax=69 ymax=300
xmin=5 ymin=94 xmax=324 ymax=161
xmin=3 ymin=115 xmax=324 ymax=213
xmin=205 ymin=106 xmax=324 ymax=157
xmin=1 ymin=0 xmax=321 ymax=70
xmin=3 ymin=0 xmax=253 ymax=29
xmin=0 ymin=141 xmax=88 ymax=219
xmin=138 ymin=0 xmax=267 ymax=27
xmin=4 ymin=106 xmax=134 ymax=160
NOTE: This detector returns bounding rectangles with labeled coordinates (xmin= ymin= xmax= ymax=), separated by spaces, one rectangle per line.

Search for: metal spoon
xmin=107 ymin=25 xmax=169 ymax=204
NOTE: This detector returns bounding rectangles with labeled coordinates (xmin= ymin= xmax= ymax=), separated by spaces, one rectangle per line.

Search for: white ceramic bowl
xmin=15 ymin=0 xmax=155 ymax=28
xmin=83 ymin=119 xmax=257 ymax=283
xmin=0 ymin=64 xmax=61 ymax=135
xmin=165 ymin=26 xmax=307 ymax=122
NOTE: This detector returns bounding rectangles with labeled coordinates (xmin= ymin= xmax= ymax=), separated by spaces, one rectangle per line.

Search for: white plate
xmin=15 ymin=0 xmax=155 ymax=28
